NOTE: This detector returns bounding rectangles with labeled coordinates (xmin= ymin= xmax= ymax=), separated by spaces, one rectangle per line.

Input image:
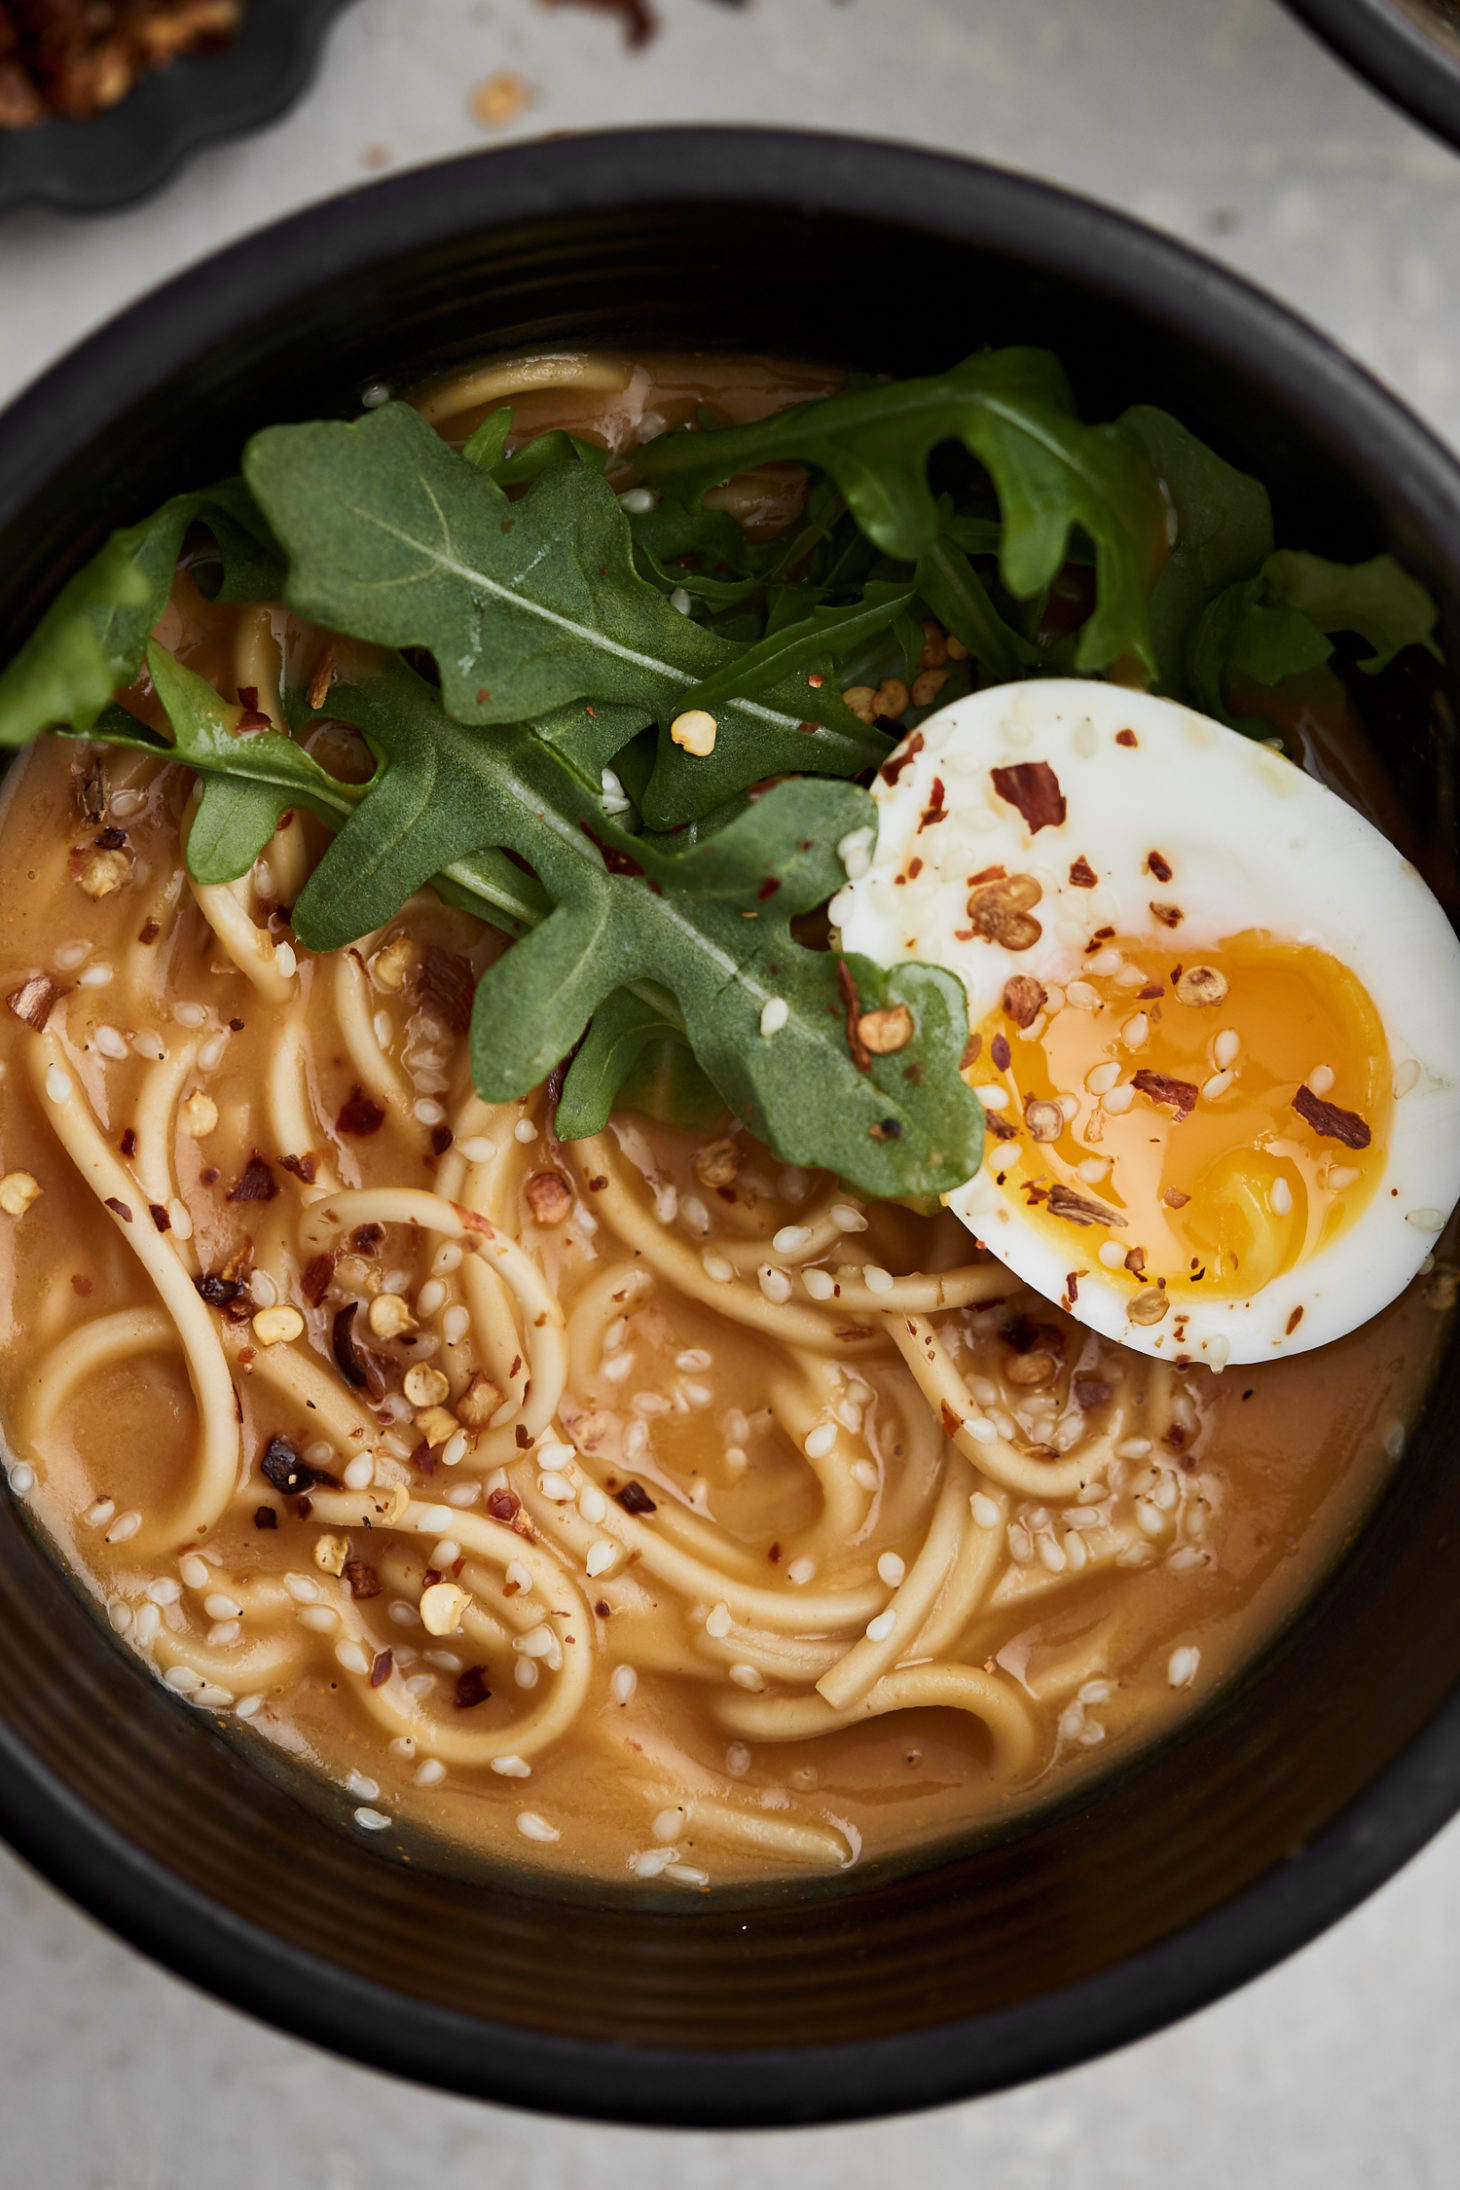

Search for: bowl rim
xmin=3 ymin=125 xmax=1460 ymax=2127
xmin=1281 ymin=0 xmax=1460 ymax=155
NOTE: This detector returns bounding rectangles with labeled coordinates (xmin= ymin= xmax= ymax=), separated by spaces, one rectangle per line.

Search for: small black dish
xmin=0 ymin=0 xmax=356 ymax=218
xmin=1282 ymin=0 xmax=1460 ymax=154
xmin=0 ymin=129 xmax=1459 ymax=2129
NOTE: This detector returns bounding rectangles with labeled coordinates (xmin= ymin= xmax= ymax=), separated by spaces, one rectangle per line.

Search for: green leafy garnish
xmin=633 ymin=349 xmax=1163 ymax=676
xmin=0 ymin=481 xmax=282 ymax=749
xmin=242 ymin=403 xmax=886 ymax=827
xmin=288 ymin=660 xmax=982 ymax=1195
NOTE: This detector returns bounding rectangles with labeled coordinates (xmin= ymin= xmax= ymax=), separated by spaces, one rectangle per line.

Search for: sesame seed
xmin=1066 ymin=980 xmax=1101 ymax=1009
xmin=1102 ymin=1083 xmax=1135 ymax=1115
xmin=610 ymin=1664 xmax=637 ymax=1705
xmin=705 ymin=1601 xmax=732 ymax=1639
xmin=963 ymin=1416 xmax=997 ymax=1445
xmin=1086 ymin=1061 xmax=1121 ymax=1096
xmin=773 ymin=1224 xmax=813 ymax=1256
xmin=830 ymin=1203 xmax=868 ymax=1232
xmin=862 ymin=1265 xmax=895 ymax=1295
xmin=1394 ymin=1059 xmax=1422 ymax=1099
xmin=354 ymin=1807 xmax=391 ymax=1831
xmin=866 ymin=1608 xmax=897 ymax=1641
xmin=198 ymin=1031 xmax=228 ymax=1071
xmin=235 ymin=1694 xmax=264 ymax=1720
xmin=787 ymin=1556 xmax=816 ymax=1584
xmin=1309 ymin=1063 xmax=1335 ymax=1096
xmin=757 ymin=1265 xmax=792 ymax=1304
xmin=513 ymin=1118 xmax=537 ymax=1144
xmin=1098 ymin=1241 xmax=1125 ymax=1269
xmin=725 ymin=1742 xmax=751 ymax=1776
xmin=1087 ymin=949 xmax=1123 ymax=977
xmin=492 ymin=1755 xmax=532 ymax=1777
xmin=164 ymin=1664 xmax=203 ymax=1694
xmin=95 ymin=1025 xmax=128 ymax=1060
xmin=759 ymin=997 xmax=789 ymax=1038
xmin=77 ymin=963 xmax=113 ymax=987
xmin=360 ymin=383 xmax=391 ymax=409
xmin=1202 ymin=1069 xmax=1234 ymax=1100
xmin=1168 ymin=1645 xmax=1201 ymax=1688
xmin=802 ymin=1267 xmax=836 ymax=1300
xmin=414 ymin=1758 xmax=447 ymax=1787
xmin=1271 ymin=1177 xmax=1294 ymax=1216
xmin=1214 ymin=1029 xmax=1241 ymax=1070
xmin=974 ymin=1085 xmax=1009 ymax=1109
xmin=299 ymin=1605 xmax=338 ymax=1632
xmin=804 ymin=1421 xmax=837 ymax=1460
xmin=342 ymin=1453 xmax=374 ymax=1490
xmin=1122 ymin=1013 xmax=1150 ymax=1047
xmin=274 ymin=943 xmax=298 ymax=979
xmin=458 ymin=1135 xmax=497 ymax=1163
xmin=44 ymin=1063 xmax=71 ymax=1102
xmin=729 ymin=1663 xmax=764 ymax=1690
xmin=971 ymin=1493 xmax=1001 ymax=1528
xmin=617 ymin=487 xmax=656 ymax=514
xmin=85 ymin=1498 xmax=117 ymax=1529
xmin=1406 ymin=1208 xmax=1446 ymax=1232
xmin=851 ymin=1460 xmax=879 ymax=1491
xmin=132 ymin=1031 xmax=165 ymax=1061
xmin=585 ymin=1539 xmax=616 ymax=1577
xmin=105 ymin=1510 xmax=142 ymax=1543
xmin=516 ymin=1811 xmax=560 ymax=1843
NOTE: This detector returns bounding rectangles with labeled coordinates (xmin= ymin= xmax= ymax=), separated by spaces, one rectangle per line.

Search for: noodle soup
xmin=0 ymin=351 xmax=1451 ymax=1887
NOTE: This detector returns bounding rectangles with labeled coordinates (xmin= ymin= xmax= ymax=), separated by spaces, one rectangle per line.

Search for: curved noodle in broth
xmin=0 ymin=351 xmax=1450 ymax=1885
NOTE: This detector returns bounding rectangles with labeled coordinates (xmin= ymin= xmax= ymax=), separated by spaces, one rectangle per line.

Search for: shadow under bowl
xmin=0 ymin=129 xmax=1458 ymax=2129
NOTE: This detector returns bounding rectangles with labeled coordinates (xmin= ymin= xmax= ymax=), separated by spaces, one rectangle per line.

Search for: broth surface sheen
xmin=0 ymin=351 xmax=1450 ymax=1889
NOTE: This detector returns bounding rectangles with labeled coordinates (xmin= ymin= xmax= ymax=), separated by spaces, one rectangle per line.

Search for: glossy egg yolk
xmin=969 ymin=929 xmax=1391 ymax=1309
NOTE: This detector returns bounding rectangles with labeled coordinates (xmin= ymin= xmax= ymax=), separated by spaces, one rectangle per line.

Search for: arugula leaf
xmin=676 ymin=581 xmax=914 ymax=717
xmin=557 ymin=988 xmax=724 ymax=1137
xmin=243 ymin=403 xmax=886 ymax=827
xmin=633 ymin=349 xmax=1162 ymax=676
xmin=1259 ymin=549 xmax=1441 ymax=673
xmin=1191 ymin=550 xmax=1440 ymax=727
xmin=914 ymin=529 xmax=1036 ymax=681
xmin=461 ymin=404 xmax=610 ymax=487
xmin=291 ymin=660 xmax=982 ymax=1196
xmin=0 ymin=480 xmax=283 ymax=749
xmin=1121 ymin=405 xmax=1274 ymax=697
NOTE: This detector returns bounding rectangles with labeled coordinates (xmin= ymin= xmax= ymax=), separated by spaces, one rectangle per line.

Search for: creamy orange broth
xmin=0 ymin=353 xmax=1450 ymax=1886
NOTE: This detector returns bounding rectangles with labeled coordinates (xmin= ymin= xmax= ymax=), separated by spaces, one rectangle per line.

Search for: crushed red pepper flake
xmin=879 ymin=731 xmax=924 ymax=786
xmin=1047 ymin=1184 xmax=1128 ymax=1229
xmin=6 ymin=974 xmax=63 ymax=1030
xmin=1002 ymin=975 xmax=1047 ymax=1028
xmin=990 ymin=1033 xmax=1011 ymax=1072
xmin=1292 ymin=1084 xmax=1371 ymax=1149
xmin=454 ymin=1665 xmax=491 ymax=1709
xmin=103 ymin=1196 xmax=132 ymax=1223
xmin=253 ymin=1505 xmax=278 ymax=1530
xmin=417 ymin=945 xmax=476 ymax=1036
xmin=279 ymin=1151 xmax=318 ymax=1185
xmin=616 ymin=1481 xmax=657 ymax=1516
xmin=1150 ymin=901 xmax=1183 ymax=928
xmin=1116 ymin=729 xmax=1138 ymax=748
xmin=343 ymin=1558 xmax=382 ymax=1600
xmin=837 ymin=959 xmax=871 ymax=1075
xmin=1146 ymin=850 xmax=1173 ymax=882
xmin=1132 ymin=1068 xmax=1199 ymax=1121
xmin=226 ymin=1153 xmax=278 ymax=1203
xmin=991 ymin=760 xmax=1066 ymax=834
xmin=335 ymin=1085 xmax=386 ymax=1137
xmin=1068 ymin=856 xmax=1097 ymax=888
xmin=370 ymin=1649 xmax=393 ymax=1688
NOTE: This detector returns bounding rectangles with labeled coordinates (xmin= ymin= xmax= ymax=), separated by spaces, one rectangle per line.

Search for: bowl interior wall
xmin=1 ymin=176 xmax=1459 ymax=2117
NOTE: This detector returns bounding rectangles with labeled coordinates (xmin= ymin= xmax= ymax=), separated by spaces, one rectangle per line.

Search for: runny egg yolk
xmin=971 ymin=929 xmax=1392 ymax=1304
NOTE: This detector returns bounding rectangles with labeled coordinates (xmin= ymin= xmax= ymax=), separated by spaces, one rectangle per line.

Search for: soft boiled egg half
xmin=834 ymin=679 xmax=1460 ymax=1367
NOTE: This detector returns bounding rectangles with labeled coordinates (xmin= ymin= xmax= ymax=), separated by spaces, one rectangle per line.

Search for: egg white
xmin=834 ymin=679 xmax=1460 ymax=1366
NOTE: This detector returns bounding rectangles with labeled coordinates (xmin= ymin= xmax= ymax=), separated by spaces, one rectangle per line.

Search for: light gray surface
xmin=2 ymin=0 xmax=1459 ymax=2180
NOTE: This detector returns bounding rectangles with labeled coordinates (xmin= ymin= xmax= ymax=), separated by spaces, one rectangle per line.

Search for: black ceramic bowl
xmin=0 ymin=0 xmax=356 ymax=218
xmin=1283 ymin=0 xmax=1460 ymax=152
xmin=1 ymin=130 xmax=1459 ymax=2129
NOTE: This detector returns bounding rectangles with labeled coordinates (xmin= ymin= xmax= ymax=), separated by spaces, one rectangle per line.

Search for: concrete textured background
xmin=2 ymin=0 xmax=1459 ymax=2180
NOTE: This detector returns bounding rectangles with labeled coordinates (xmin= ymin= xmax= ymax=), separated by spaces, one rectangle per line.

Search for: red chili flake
xmin=879 ymin=730 xmax=925 ymax=785
xmin=1047 ymin=1184 xmax=1127 ymax=1228
xmin=587 ymin=1175 xmax=608 ymax=1193
xmin=103 ymin=1196 xmax=133 ymax=1223
xmin=235 ymin=708 xmax=271 ymax=734
xmin=253 ymin=1505 xmax=278 ymax=1530
xmin=350 ymin=1224 xmax=384 ymax=1253
xmin=408 ymin=1441 xmax=436 ymax=1476
xmin=477 ymin=688 xmax=491 ymax=705
xmin=1001 ymin=975 xmax=1047 ymax=1028
xmin=148 ymin=1203 xmax=171 ymax=1231
xmin=616 ymin=1481 xmax=658 ymax=1515
xmin=194 ymin=1271 xmax=244 ymax=1310
xmin=908 ymin=857 xmax=923 ymax=879
xmin=417 ymin=945 xmax=476 ymax=1036
xmin=343 ymin=1558 xmax=381 ymax=1599
xmin=986 ymin=1113 xmax=1019 ymax=1141
xmin=335 ymin=1086 xmax=385 ymax=1137
xmin=834 ymin=1325 xmax=875 ymax=1340
xmin=1116 ymin=729 xmax=1138 ymax=748
xmin=990 ymin=1033 xmax=1011 ymax=1072
xmin=6 ymin=974 xmax=62 ymax=1030
xmin=1068 ymin=856 xmax=1097 ymax=888
xmin=968 ymin=865 xmax=1007 ymax=886
xmin=279 ymin=1152 xmax=318 ymax=1185
xmin=1292 ymin=1085 xmax=1371 ymax=1149
xmin=837 ymin=959 xmax=871 ymax=1075
xmin=807 ymin=673 xmax=824 ymax=689
xmin=137 ymin=918 xmax=160 ymax=945
xmin=1163 ymin=1187 xmax=1191 ymax=1209
xmin=237 ymin=686 xmax=259 ymax=710
xmin=455 ymin=1665 xmax=492 ymax=1709
xmin=1073 ymin=1377 xmax=1111 ymax=1409
xmin=757 ymin=876 xmax=781 ymax=901
xmin=487 ymin=1488 xmax=521 ymax=1524
xmin=118 ymin=1126 xmax=137 ymax=1157
xmin=370 ymin=1650 xmax=393 ymax=1687
xmin=918 ymin=778 xmax=949 ymax=830
xmin=1132 ymin=1068 xmax=1199 ymax=1121
xmin=298 ymin=1253 xmax=335 ymax=1308
xmin=961 ymin=1032 xmax=982 ymax=1068
xmin=1064 ymin=1271 xmax=1081 ymax=1305
xmin=1146 ymin=850 xmax=1173 ymax=882
xmin=940 ymin=1401 xmax=962 ymax=1439
xmin=1138 ymin=984 xmax=1164 ymax=1000
xmin=227 ymin=1154 xmax=278 ymax=1203
xmin=430 ymin=1124 xmax=454 ymax=1156
xmin=991 ymin=760 xmax=1066 ymax=834
xmin=1286 ymin=1306 xmax=1305 ymax=1334
xmin=260 ymin=1436 xmax=327 ymax=1496
xmin=868 ymin=1117 xmax=902 ymax=1141
xmin=229 ymin=1017 xmax=245 ymax=1032
xmin=71 ymin=1275 xmax=92 ymax=1297
xmin=1150 ymin=902 xmax=1183 ymax=928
